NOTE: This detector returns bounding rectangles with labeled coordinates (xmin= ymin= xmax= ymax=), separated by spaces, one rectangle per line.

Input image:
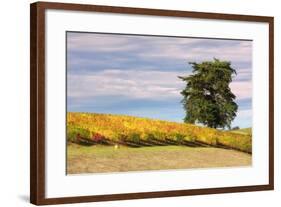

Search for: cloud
xmin=137 ymin=39 xmax=252 ymax=63
xmin=230 ymin=81 xmax=252 ymax=100
xmin=68 ymin=68 xmax=251 ymax=103
xmin=233 ymin=68 xmax=252 ymax=82
xmin=68 ymin=69 xmax=188 ymax=100
xmin=67 ymin=33 xmax=138 ymax=52
xmin=67 ymin=32 xmax=252 ymax=127
xmin=67 ymin=32 xmax=252 ymax=68
xmin=237 ymin=109 xmax=252 ymax=118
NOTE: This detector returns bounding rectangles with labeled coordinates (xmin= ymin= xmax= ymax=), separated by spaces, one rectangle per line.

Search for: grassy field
xmin=67 ymin=144 xmax=252 ymax=174
xmin=230 ymin=128 xmax=252 ymax=136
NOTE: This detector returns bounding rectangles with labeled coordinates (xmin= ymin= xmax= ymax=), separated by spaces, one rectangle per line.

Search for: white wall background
xmin=0 ymin=0 xmax=279 ymax=206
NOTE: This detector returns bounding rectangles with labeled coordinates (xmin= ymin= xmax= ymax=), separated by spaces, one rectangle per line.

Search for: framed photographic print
xmin=30 ymin=1 xmax=274 ymax=205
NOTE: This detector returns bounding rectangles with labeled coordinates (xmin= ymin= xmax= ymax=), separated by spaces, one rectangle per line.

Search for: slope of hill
xmin=67 ymin=112 xmax=252 ymax=153
xmin=230 ymin=128 xmax=252 ymax=136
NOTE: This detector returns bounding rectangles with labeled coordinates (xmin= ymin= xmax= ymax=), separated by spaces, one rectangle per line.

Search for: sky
xmin=67 ymin=32 xmax=252 ymax=128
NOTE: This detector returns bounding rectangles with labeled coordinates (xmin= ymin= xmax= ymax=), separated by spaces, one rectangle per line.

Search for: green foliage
xmin=67 ymin=125 xmax=91 ymax=142
xmin=175 ymin=133 xmax=185 ymax=144
xmin=129 ymin=133 xmax=141 ymax=144
xmin=179 ymin=58 xmax=238 ymax=129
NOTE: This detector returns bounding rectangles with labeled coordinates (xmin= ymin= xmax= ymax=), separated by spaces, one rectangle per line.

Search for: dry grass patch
xmin=67 ymin=144 xmax=252 ymax=174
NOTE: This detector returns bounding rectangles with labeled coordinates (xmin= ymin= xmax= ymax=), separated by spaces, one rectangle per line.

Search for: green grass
xmin=67 ymin=144 xmax=252 ymax=174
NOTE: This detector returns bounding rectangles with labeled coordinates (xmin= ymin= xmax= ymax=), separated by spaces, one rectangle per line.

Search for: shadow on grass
xmin=70 ymin=137 xmax=212 ymax=148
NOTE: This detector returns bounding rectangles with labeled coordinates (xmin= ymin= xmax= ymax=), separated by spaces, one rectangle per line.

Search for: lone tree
xmin=179 ymin=58 xmax=238 ymax=129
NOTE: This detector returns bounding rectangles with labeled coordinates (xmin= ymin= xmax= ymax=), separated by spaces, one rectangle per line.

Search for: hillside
xmin=67 ymin=112 xmax=252 ymax=153
xmin=230 ymin=128 xmax=252 ymax=136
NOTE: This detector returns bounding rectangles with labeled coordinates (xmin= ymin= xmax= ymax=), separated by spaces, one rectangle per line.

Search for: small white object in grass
xmin=114 ymin=144 xmax=119 ymax=149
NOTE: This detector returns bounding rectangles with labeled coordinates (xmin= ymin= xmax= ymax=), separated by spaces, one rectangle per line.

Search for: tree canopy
xmin=179 ymin=58 xmax=238 ymax=129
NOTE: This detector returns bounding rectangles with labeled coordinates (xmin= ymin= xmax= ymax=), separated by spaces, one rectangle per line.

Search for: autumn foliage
xmin=67 ymin=112 xmax=251 ymax=153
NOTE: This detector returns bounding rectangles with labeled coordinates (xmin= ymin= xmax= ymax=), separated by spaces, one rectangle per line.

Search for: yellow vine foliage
xmin=67 ymin=112 xmax=251 ymax=153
